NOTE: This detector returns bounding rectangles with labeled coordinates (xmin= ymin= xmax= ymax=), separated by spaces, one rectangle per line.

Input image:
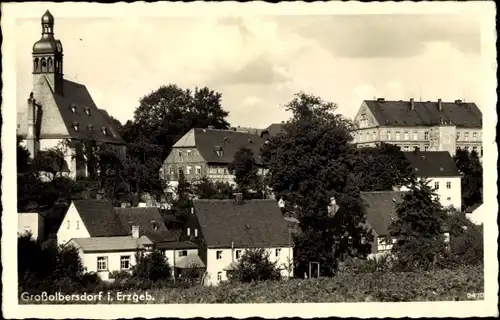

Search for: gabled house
xmin=57 ymin=200 xmax=203 ymax=280
xmin=161 ymin=127 xmax=267 ymax=193
xmin=402 ymin=151 xmax=462 ymax=211
xmin=186 ymin=194 xmax=294 ymax=286
xmin=17 ymin=10 xmax=126 ymax=179
xmin=352 ymin=98 xmax=482 ymax=158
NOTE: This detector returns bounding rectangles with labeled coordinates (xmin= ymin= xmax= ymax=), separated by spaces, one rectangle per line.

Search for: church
xmin=17 ymin=10 xmax=126 ymax=179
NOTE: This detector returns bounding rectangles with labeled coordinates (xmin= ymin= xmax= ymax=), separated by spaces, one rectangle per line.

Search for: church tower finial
xmin=32 ymin=10 xmax=64 ymax=95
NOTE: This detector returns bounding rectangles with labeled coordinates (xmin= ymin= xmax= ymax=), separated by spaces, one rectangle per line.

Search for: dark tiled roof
xmin=404 ymin=151 xmax=461 ymax=177
xmin=156 ymin=240 xmax=198 ymax=250
xmin=465 ymin=202 xmax=483 ymax=213
xmin=360 ymin=191 xmax=407 ymax=236
xmin=260 ymin=123 xmax=285 ymax=138
xmin=115 ymin=207 xmax=178 ymax=243
xmin=193 ymin=199 xmax=292 ymax=248
xmin=193 ymin=128 xmax=265 ymax=164
xmin=51 ymin=79 xmax=125 ymax=144
xmin=73 ymin=200 xmax=129 ymax=237
xmin=363 ymin=100 xmax=482 ymax=128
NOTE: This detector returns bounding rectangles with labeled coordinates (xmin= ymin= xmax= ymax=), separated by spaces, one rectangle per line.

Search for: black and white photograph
xmin=1 ymin=1 xmax=497 ymax=318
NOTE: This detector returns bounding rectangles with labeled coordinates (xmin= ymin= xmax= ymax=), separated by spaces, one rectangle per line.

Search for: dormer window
xmin=84 ymin=106 xmax=91 ymax=116
xmin=72 ymin=122 xmax=79 ymax=132
xmin=215 ymin=145 xmax=223 ymax=157
xmin=87 ymin=124 xmax=94 ymax=132
xmin=101 ymin=126 xmax=108 ymax=135
xmin=70 ymin=104 xmax=77 ymax=114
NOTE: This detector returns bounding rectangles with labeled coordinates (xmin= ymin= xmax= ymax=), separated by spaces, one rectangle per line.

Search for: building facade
xmin=18 ymin=212 xmax=45 ymax=242
xmin=17 ymin=10 xmax=126 ymax=179
xmin=352 ymin=98 xmax=483 ymax=157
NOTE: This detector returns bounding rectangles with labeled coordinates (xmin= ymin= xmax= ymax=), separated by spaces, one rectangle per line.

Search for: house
xmin=402 ymin=151 xmax=462 ymax=211
xmin=361 ymin=191 xmax=451 ymax=259
xmin=16 ymin=10 xmax=126 ymax=179
xmin=18 ymin=212 xmax=45 ymax=241
xmin=161 ymin=127 xmax=267 ymax=192
xmin=186 ymin=194 xmax=294 ymax=286
xmin=57 ymin=199 xmax=203 ymax=280
xmin=465 ymin=202 xmax=484 ymax=225
xmin=352 ymin=98 xmax=483 ymax=157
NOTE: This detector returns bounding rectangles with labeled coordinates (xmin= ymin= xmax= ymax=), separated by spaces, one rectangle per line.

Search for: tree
xmin=133 ymin=249 xmax=172 ymax=281
xmin=445 ymin=209 xmax=483 ymax=266
xmin=228 ymin=248 xmax=281 ymax=283
xmin=389 ymin=179 xmax=448 ymax=270
xmin=229 ymin=147 xmax=259 ymax=194
xmin=261 ymin=92 xmax=373 ymax=277
xmin=454 ymin=149 xmax=483 ymax=209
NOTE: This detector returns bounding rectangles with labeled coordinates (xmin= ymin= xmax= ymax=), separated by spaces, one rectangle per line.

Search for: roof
xmin=404 ymin=151 xmax=461 ymax=177
xmin=193 ymin=199 xmax=292 ymax=248
xmin=51 ymin=79 xmax=125 ymax=144
xmin=260 ymin=123 xmax=285 ymax=138
xmin=465 ymin=202 xmax=483 ymax=213
xmin=73 ymin=200 xmax=129 ymax=237
xmin=70 ymin=236 xmax=153 ymax=252
xmin=360 ymin=191 xmax=407 ymax=236
xmin=115 ymin=207 xmax=178 ymax=243
xmin=174 ymin=253 xmax=206 ymax=268
xmin=363 ymin=99 xmax=482 ymax=128
xmin=174 ymin=128 xmax=265 ymax=164
xmin=156 ymin=240 xmax=198 ymax=250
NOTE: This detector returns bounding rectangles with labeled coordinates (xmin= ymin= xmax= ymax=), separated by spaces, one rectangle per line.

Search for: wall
xmin=204 ymin=246 xmax=294 ymax=286
xmin=429 ymin=125 xmax=457 ymax=156
xmin=400 ymin=176 xmax=462 ymax=211
xmin=56 ymin=203 xmax=91 ymax=246
xmin=164 ymin=248 xmax=199 ymax=276
xmin=163 ymin=147 xmax=207 ymax=182
xmin=18 ymin=212 xmax=44 ymax=241
xmin=78 ymin=249 xmax=140 ymax=281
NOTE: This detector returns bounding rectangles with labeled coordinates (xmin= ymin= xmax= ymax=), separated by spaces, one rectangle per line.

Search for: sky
xmin=15 ymin=7 xmax=486 ymax=129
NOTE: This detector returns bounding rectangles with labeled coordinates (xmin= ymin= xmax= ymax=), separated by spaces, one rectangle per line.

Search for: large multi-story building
xmin=161 ymin=127 xmax=267 ymax=194
xmin=16 ymin=10 xmax=125 ymax=178
xmin=352 ymin=98 xmax=483 ymax=157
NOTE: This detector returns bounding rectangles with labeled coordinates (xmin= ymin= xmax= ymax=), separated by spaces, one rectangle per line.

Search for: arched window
xmin=41 ymin=58 xmax=47 ymax=72
xmin=47 ymin=58 xmax=53 ymax=72
xmin=34 ymin=58 xmax=39 ymax=73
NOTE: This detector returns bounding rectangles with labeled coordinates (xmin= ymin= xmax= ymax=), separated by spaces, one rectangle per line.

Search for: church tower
xmin=32 ymin=10 xmax=64 ymax=95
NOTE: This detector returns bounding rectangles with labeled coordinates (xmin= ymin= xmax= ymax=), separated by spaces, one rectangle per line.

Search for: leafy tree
xmin=133 ymin=249 xmax=172 ymax=281
xmin=454 ymin=149 xmax=483 ymax=209
xmin=228 ymin=248 xmax=281 ymax=283
xmin=389 ymin=179 xmax=448 ymax=270
xmin=445 ymin=209 xmax=483 ymax=266
xmin=191 ymin=177 xmax=237 ymax=200
xmin=229 ymin=147 xmax=259 ymax=194
xmin=261 ymin=92 xmax=373 ymax=277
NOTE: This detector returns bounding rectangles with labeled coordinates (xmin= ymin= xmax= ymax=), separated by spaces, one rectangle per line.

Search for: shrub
xmin=109 ymin=270 xmax=132 ymax=282
xmin=132 ymin=249 xmax=172 ymax=281
xmin=228 ymin=248 xmax=282 ymax=283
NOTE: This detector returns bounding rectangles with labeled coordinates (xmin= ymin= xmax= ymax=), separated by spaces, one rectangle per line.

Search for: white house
xmin=465 ymin=203 xmax=484 ymax=225
xmin=401 ymin=151 xmax=462 ymax=211
xmin=187 ymin=194 xmax=294 ymax=286
xmin=18 ymin=212 xmax=45 ymax=241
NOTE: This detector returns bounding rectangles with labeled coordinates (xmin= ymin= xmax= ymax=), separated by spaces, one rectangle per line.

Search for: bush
xmin=228 ymin=248 xmax=282 ymax=283
xmin=132 ymin=249 xmax=172 ymax=281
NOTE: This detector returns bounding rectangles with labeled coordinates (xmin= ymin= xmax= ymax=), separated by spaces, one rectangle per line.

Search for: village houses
xmin=16 ymin=10 xmax=125 ymax=179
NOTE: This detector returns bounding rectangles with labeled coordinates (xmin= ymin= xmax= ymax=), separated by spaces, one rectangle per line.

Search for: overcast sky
xmin=15 ymin=5 xmax=488 ymax=128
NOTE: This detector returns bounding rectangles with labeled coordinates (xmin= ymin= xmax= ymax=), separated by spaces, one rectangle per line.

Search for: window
xmin=216 ymin=251 xmax=223 ymax=260
xmin=446 ymin=181 xmax=451 ymax=189
xmin=464 ymin=132 xmax=469 ymax=140
xmin=209 ymin=167 xmax=216 ymax=174
xmin=365 ymin=132 xmax=369 ymax=141
xmin=404 ymin=131 xmax=409 ymax=140
xmin=395 ymin=132 xmax=400 ymax=140
xmin=97 ymin=257 xmax=108 ymax=271
xmin=120 ymin=256 xmax=130 ymax=270
xmin=403 ymin=145 xmax=410 ymax=151
xmin=387 ymin=131 xmax=392 ymax=140
xmin=87 ymin=124 xmax=94 ymax=132
xmin=72 ymin=122 xmax=79 ymax=132
xmin=194 ymin=228 xmax=198 ymax=237
xmin=473 ymin=133 xmax=477 ymax=141
xmin=472 ymin=146 xmax=478 ymax=153
xmin=275 ymin=248 xmax=281 ymax=257
xmin=187 ymin=149 xmax=192 ymax=157
xmin=413 ymin=131 xmax=418 ymax=140
xmin=413 ymin=146 xmax=419 ymax=152
xmin=178 ymin=151 xmax=182 ymax=157
xmin=66 ymin=221 xmax=70 ymax=229
xmin=178 ymin=250 xmax=187 ymax=257
xmin=84 ymin=106 xmax=91 ymax=116
xmin=481 ymin=147 xmax=483 ymax=157
xmin=372 ymin=131 xmax=376 ymax=140
xmin=447 ymin=197 xmax=451 ymax=201
xmin=186 ymin=166 xmax=192 ymax=175
xmin=235 ymin=249 xmax=242 ymax=259
xmin=456 ymin=132 xmax=461 ymax=141
xmin=424 ymin=131 xmax=429 ymax=140
xmin=70 ymin=104 xmax=77 ymax=113
xmin=196 ymin=166 xmax=202 ymax=175
xmin=187 ymin=228 xmax=190 ymax=236
xmin=223 ymin=168 xmax=228 ymax=174
xmin=434 ymin=182 xmax=440 ymax=190
xmin=217 ymin=272 xmax=223 ymax=281
xmin=169 ymin=167 xmax=174 ymax=175
xmin=178 ymin=167 xmax=183 ymax=176
xmin=424 ymin=146 xmax=429 ymax=151
xmin=101 ymin=126 xmax=108 ymax=135
xmin=76 ymin=221 xmax=80 ymax=230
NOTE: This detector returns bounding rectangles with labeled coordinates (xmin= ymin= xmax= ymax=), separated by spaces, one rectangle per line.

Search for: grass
xmin=19 ymin=265 xmax=483 ymax=304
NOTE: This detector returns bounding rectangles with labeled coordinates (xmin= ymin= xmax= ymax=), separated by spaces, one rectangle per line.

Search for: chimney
xmin=208 ymin=125 xmax=215 ymax=129
xmin=410 ymin=98 xmax=415 ymax=111
xmin=377 ymin=98 xmax=385 ymax=103
xmin=455 ymin=99 xmax=462 ymax=104
xmin=131 ymin=225 xmax=140 ymax=239
xmin=234 ymin=193 xmax=244 ymax=205
xmin=438 ymin=98 xmax=443 ymax=111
